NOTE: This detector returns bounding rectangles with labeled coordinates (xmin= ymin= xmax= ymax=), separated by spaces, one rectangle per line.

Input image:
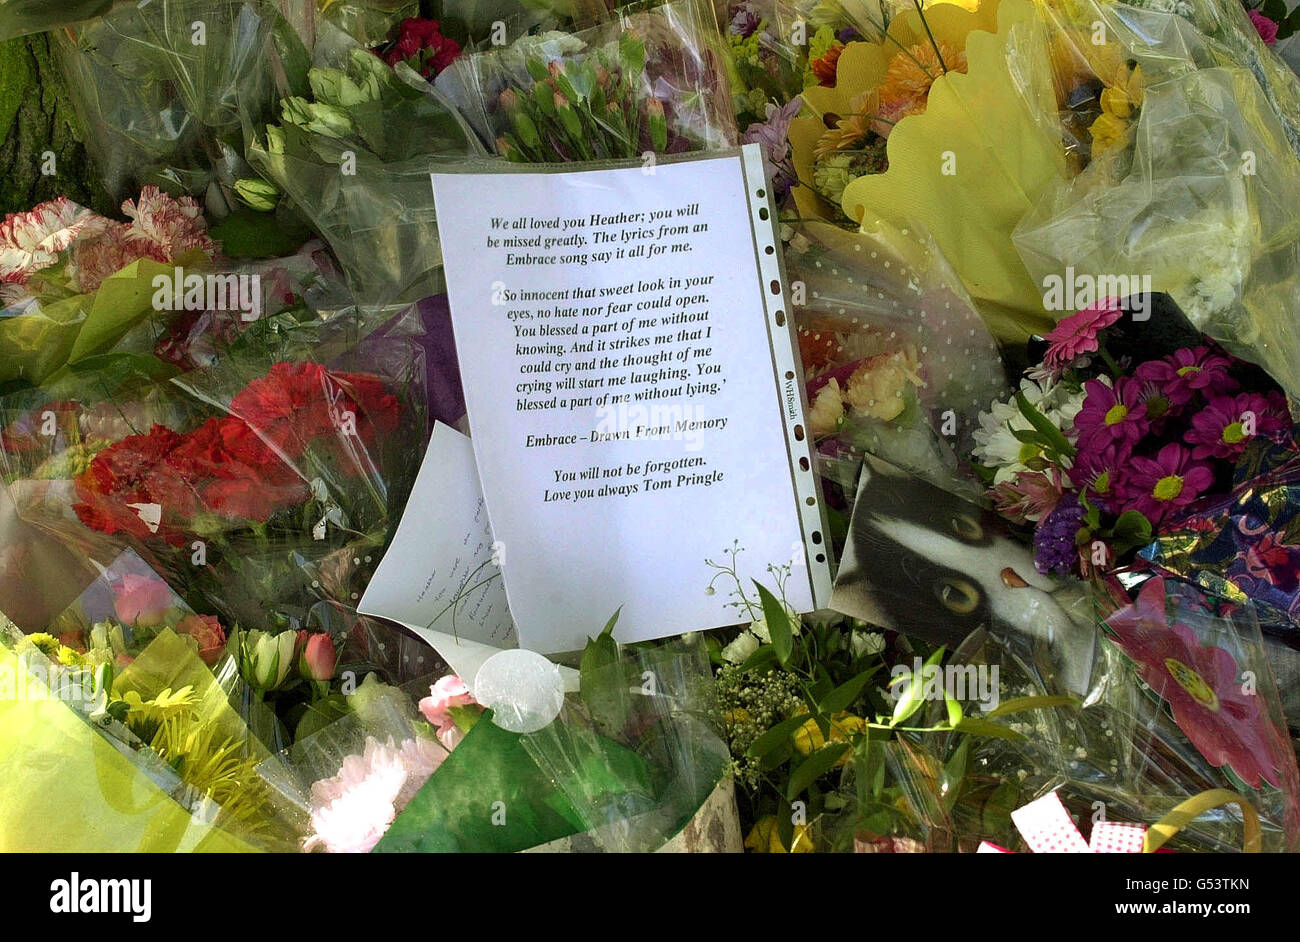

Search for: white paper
xmin=431 ymin=146 xmax=830 ymax=653
xmin=357 ymin=423 xmax=519 ymax=684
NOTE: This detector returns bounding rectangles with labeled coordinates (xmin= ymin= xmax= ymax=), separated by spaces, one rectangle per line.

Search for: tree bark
xmin=0 ymin=32 xmax=113 ymax=215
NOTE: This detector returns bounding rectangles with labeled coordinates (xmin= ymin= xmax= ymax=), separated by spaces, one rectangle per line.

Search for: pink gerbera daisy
xmin=1106 ymin=578 xmax=1290 ymax=787
xmin=1042 ymin=301 xmax=1123 ymax=371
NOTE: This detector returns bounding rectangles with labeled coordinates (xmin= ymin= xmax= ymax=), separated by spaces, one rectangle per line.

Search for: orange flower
xmin=811 ymin=42 xmax=846 ymax=87
xmin=878 ymin=42 xmax=968 ymax=116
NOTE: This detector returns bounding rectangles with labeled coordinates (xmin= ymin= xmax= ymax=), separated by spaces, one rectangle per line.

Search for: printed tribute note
xmin=430 ymin=145 xmax=830 ymax=653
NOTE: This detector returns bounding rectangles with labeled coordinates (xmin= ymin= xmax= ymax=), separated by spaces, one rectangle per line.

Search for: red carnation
xmin=73 ymin=425 xmax=194 ymax=545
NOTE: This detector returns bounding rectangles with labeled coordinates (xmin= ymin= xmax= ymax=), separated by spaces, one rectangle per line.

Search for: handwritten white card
xmin=431 ymin=145 xmax=830 ymax=653
xmin=357 ymin=422 xmax=520 ymax=684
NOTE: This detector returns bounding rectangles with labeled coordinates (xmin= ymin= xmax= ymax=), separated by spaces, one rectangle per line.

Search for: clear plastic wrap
xmin=242 ymin=42 xmax=482 ymax=307
xmin=1013 ymin=0 xmax=1300 ymax=395
xmin=51 ymin=0 xmax=297 ymax=207
xmin=784 ymin=217 xmax=1010 ymax=503
xmin=0 ymin=593 xmax=301 ymax=852
xmin=0 ymin=1 xmax=124 ymax=41
xmin=0 ymin=190 xmax=217 ymax=389
xmin=435 ymin=0 xmax=736 ymax=161
xmin=823 ymin=571 xmax=1300 ymax=852
xmin=0 ymin=286 xmax=428 ymax=640
xmin=786 ymin=0 xmax=1071 ymax=345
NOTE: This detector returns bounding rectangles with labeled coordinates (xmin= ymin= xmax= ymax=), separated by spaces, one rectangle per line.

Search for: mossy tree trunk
xmin=0 ymin=32 xmax=113 ymax=216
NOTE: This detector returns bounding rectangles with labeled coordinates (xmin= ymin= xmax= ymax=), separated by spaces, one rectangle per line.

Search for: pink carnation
xmin=113 ymin=572 xmax=176 ymax=628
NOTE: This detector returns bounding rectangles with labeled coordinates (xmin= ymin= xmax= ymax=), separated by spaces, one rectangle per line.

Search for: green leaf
xmin=776 ymin=799 xmax=796 ymax=851
xmin=890 ymin=671 xmax=925 ymax=726
xmin=944 ymin=689 xmax=963 ymax=727
xmin=1110 ymin=510 xmax=1153 ymax=553
xmin=986 ymin=695 xmax=1079 ymax=718
xmin=940 ymin=738 xmax=970 ymax=811
xmin=1015 ymin=391 xmax=1075 ymax=458
xmin=819 ymin=667 xmax=877 ymax=716
xmin=953 ymin=717 xmax=1026 ymax=741
xmin=787 ymin=742 xmax=850 ymax=800
xmin=210 ymin=208 xmax=308 ymax=259
xmin=579 ymin=608 xmax=626 ymax=737
xmin=746 ymin=713 xmax=813 ymax=758
xmin=889 ymin=646 xmax=944 ymax=727
xmin=738 ymin=644 xmax=778 ymax=674
xmin=1007 ymin=426 xmax=1048 ymax=447
xmin=754 ymin=582 xmax=793 ymax=667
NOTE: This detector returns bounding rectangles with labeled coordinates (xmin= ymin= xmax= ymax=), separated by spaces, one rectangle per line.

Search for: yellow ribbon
xmin=1144 ymin=789 xmax=1261 ymax=854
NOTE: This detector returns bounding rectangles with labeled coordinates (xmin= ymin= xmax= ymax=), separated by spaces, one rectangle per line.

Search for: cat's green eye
xmin=936 ymin=578 xmax=980 ymax=614
xmin=951 ymin=514 xmax=983 ymax=541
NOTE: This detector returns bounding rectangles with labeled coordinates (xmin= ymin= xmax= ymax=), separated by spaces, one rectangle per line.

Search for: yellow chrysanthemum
xmin=1090 ymin=63 xmax=1143 ymax=155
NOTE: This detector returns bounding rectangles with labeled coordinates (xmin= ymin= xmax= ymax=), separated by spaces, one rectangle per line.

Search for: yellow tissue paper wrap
xmin=0 ymin=641 xmax=258 ymax=852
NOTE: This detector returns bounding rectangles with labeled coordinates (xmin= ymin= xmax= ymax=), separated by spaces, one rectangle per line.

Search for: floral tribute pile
xmin=0 ymin=0 xmax=1299 ymax=856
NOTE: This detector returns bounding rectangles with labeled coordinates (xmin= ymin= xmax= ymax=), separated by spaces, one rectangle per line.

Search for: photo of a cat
xmin=831 ymin=453 xmax=1098 ymax=696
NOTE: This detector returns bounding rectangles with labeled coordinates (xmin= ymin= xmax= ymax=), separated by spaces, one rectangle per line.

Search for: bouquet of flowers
xmin=437 ymin=0 xmax=736 ymax=162
xmin=0 ymin=188 xmax=216 ymax=388
xmin=0 ymin=298 xmax=427 ymax=645
xmin=242 ymin=35 xmax=480 ymax=306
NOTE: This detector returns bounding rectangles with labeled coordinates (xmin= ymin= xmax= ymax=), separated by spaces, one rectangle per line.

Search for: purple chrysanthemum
xmin=1034 ymin=492 xmax=1085 ymax=575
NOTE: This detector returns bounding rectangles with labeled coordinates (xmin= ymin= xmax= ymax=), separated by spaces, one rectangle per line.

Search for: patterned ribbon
xmin=977 ymin=789 xmax=1259 ymax=853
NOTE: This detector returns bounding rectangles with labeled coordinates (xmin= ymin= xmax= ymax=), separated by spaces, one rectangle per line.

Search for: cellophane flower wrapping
xmin=1142 ymin=436 xmax=1300 ymax=722
xmin=789 ymin=0 xmax=1072 ymax=345
xmin=0 ymin=0 xmax=125 ymax=41
xmin=0 ymin=277 xmax=428 ymax=644
xmin=827 ymin=572 xmax=1300 ymax=851
xmin=1013 ymin=0 xmax=1300 ymax=393
xmin=785 ymin=217 xmax=1010 ymax=504
xmin=374 ymin=635 xmax=731 ymax=853
xmin=0 ymin=190 xmax=217 ymax=388
xmin=0 ymin=569 xmax=304 ymax=852
xmin=436 ymin=0 xmax=737 ymax=163
xmin=50 ymin=0 xmax=300 ymax=206
xmin=253 ymin=625 xmax=456 ymax=853
xmin=242 ymin=40 xmax=482 ymax=308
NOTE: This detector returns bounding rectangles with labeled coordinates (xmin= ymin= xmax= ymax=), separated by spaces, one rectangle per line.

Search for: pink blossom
xmin=1106 ymin=578 xmax=1290 ymax=787
xmin=1185 ymin=392 xmax=1289 ymax=460
xmin=1075 ymin=376 xmax=1151 ymax=451
xmin=1249 ymin=10 xmax=1279 ymax=45
xmin=418 ymin=674 xmax=478 ymax=745
xmin=990 ymin=468 xmax=1068 ymax=525
xmin=1042 ymin=301 xmax=1123 ymax=371
xmin=303 ymin=737 xmax=445 ymax=853
xmin=1116 ymin=443 xmax=1215 ymax=525
xmin=113 ymin=573 xmax=176 ymax=627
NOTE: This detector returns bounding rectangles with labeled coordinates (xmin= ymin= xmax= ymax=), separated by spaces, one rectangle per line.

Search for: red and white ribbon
xmin=977 ymin=791 xmax=1146 ymax=854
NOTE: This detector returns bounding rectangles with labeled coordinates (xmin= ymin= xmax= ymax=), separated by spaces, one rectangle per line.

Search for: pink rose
xmin=418 ymin=675 xmax=477 ymax=739
xmin=113 ymin=573 xmax=175 ymax=627
xmin=1249 ymin=10 xmax=1279 ymax=45
xmin=175 ymin=613 xmax=227 ymax=665
xmin=298 ymin=633 xmax=338 ymax=681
